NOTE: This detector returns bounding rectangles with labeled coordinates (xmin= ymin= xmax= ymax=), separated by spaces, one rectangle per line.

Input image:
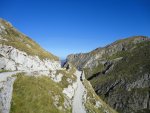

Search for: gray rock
xmin=0 ymin=44 xmax=61 ymax=71
xmin=66 ymin=36 xmax=150 ymax=113
xmin=0 ymin=77 xmax=16 ymax=113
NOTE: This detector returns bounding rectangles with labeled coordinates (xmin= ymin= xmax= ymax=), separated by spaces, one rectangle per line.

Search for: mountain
xmin=0 ymin=18 xmax=60 ymax=71
xmin=66 ymin=36 xmax=150 ymax=113
xmin=0 ymin=19 xmax=117 ymax=113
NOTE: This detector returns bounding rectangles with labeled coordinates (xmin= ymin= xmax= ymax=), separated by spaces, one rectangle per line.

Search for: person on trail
xmin=80 ymin=75 xmax=83 ymax=81
xmin=80 ymin=70 xmax=83 ymax=81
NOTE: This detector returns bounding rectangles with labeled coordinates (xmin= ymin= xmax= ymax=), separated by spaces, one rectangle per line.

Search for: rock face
xmin=0 ymin=18 xmax=61 ymax=71
xmin=0 ymin=44 xmax=60 ymax=71
xmin=67 ymin=36 xmax=149 ymax=69
xmin=67 ymin=36 xmax=150 ymax=113
xmin=63 ymin=81 xmax=77 ymax=99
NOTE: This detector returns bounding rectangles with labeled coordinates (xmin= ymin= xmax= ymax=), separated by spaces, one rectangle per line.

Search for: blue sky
xmin=0 ymin=0 xmax=150 ymax=59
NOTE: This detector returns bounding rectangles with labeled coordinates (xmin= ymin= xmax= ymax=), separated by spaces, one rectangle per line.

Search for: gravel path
xmin=72 ymin=71 xmax=86 ymax=113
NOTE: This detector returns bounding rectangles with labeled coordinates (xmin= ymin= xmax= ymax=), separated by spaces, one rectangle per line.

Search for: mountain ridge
xmin=0 ymin=18 xmax=61 ymax=71
xmin=66 ymin=36 xmax=150 ymax=113
xmin=0 ymin=18 xmax=118 ymax=113
xmin=0 ymin=18 xmax=59 ymax=61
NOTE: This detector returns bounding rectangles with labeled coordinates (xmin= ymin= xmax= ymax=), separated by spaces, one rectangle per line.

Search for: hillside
xmin=0 ymin=18 xmax=58 ymax=61
xmin=0 ymin=19 xmax=118 ymax=113
xmin=0 ymin=67 xmax=117 ymax=113
xmin=67 ymin=36 xmax=150 ymax=113
xmin=0 ymin=18 xmax=60 ymax=71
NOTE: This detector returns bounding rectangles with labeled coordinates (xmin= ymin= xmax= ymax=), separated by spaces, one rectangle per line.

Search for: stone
xmin=0 ymin=45 xmax=61 ymax=71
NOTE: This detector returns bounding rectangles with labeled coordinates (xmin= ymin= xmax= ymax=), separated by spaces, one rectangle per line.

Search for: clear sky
xmin=0 ymin=0 xmax=150 ymax=59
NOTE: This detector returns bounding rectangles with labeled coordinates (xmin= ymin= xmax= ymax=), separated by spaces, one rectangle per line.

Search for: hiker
xmin=80 ymin=70 xmax=83 ymax=81
xmin=80 ymin=75 xmax=83 ymax=81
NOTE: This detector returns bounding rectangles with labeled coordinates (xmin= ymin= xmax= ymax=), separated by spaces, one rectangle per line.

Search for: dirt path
xmin=72 ymin=71 xmax=86 ymax=113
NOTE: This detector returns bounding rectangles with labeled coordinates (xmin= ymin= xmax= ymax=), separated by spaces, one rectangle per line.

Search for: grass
xmin=87 ymin=41 xmax=150 ymax=113
xmin=83 ymin=37 xmax=149 ymax=80
xmin=10 ymin=73 xmax=72 ymax=113
xmin=106 ymin=50 xmax=129 ymax=60
xmin=110 ymin=36 xmax=148 ymax=46
xmin=56 ymin=67 xmax=76 ymax=88
xmin=83 ymin=79 xmax=118 ymax=113
xmin=0 ymin=19 xmax=58 ymax=61
xmin=84 ymin=64 xmax=104 ymax=79
xmin=0 ymin=69 xmax=9 ymax=73
xmin=90 ymin=41 xmax=150 ymax=86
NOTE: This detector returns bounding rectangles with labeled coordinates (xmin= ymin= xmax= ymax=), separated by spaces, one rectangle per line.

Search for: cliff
xmin=67 ymin=36 xmax=150 ymax=113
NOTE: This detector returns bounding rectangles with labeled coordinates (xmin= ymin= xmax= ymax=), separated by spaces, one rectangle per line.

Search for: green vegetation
xmin=111 ymin=36 xmax=148 ymax=45
xmin=0 ymin=19 xmax=58 ymax=61
xmin=83 ymin=80 xmax=118 ymax=113
xmin=90 ymin=41 xmax=150 ymax=86
xmin=84 ymin=64 xmax=104 ymax=79
xmin=83 ymin=41 xmax=150 ymax=113
xmin=88 ymin=41 xmax=150 ymax=112
xmin=84 ymin=37 xmax=149 ymax=79
xmin=0 ymin=69 xmax=9 ymax=73
xmin=10 ymin=67 xmax=77 ymax=113
xmin=66 ymin=36 xmax=150 ymax=113
xmin=10 ymin=73 xmax=72 ymax=113
xmin=135 ymin=109 xmax=150 ymax=113
xmin=106 ymin=50 xmax=129 ymax=60
xmin=56 ymin=67 xmax=76 ymax=88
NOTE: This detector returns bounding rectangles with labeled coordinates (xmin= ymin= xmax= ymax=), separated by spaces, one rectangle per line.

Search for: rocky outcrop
xmin=63 ymin=82 xmax=77 ymax=99
xmin=0 ymin=18 xmax=60 ymax=71
xmin=0 ymin=44 xmax=61 ymax=71
xmin=0 ymin=18 xmax=62 ymax=113
xmin=95 ymin=73 xmax=150 ymax=113
xmin=67 ymin=36 xmax=149 ymax=69
xmin=67 ymin=36 xmax=150 ymax=113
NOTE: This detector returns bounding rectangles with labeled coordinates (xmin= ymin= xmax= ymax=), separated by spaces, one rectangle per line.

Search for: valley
xmin=1 ymin=0 xmax=149 ymax=113
xmin=0 ymin=18 xmax=118 ymax=113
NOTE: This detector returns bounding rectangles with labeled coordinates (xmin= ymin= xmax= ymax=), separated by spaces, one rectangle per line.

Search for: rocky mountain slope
xmin=0 ymin=19 xmax=117 ymax=113
xmin=0 ymin=18 xmax=60 ymax=71
xmin=67 ymin=36 xmax=150 ymax=113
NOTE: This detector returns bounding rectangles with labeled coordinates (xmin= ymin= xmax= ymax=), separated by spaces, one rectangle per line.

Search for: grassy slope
xmin=56 ymin=69 xmax=76 ymax=88
xmin=87 ymin=41 xmax=150 ymax=113
xmin=84 ymin=37 xmax=149 ymax=79
xmin=10 ymin=67 xmax=118 ymax=113
xmin=91 ymin=41 xmax=150 ymax=88
xmin=11 ymin=74 xmax=66 ymax=113
xmin=11 ymin=68 xmax=76 ymax=113
xmin=0 ymin=19 xmax=58 ymax=61
xmin=83 ymin=79 xmax=118 ymax=113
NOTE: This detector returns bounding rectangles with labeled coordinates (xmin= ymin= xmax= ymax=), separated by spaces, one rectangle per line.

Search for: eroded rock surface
xmin=67 ymin=36 xmax=150 ymax=113
xmin=0 ymin=45 xmax=61 ymax=71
